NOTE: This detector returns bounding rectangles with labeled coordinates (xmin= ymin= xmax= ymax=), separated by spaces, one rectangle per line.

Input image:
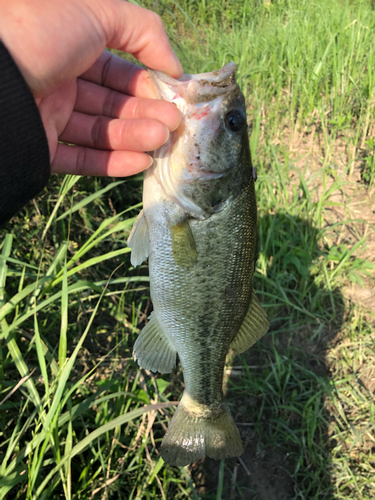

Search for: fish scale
xmin=128 ymin=63 xmax=269 ymax=466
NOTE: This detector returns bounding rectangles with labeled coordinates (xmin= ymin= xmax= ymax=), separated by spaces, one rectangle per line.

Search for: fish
xmin=127 ymin=62 xmax=269 ymax=467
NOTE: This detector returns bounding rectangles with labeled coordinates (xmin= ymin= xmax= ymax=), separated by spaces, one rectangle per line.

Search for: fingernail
xmin=172 ymin=48 xmax=183 ymax=77
xmin=162 ymin=127 xmax=170 ymax=145
xmin=170 ymin=107 xmax=182 ymax=132
xmin=146 ymin=155 xmax=154 ymax=168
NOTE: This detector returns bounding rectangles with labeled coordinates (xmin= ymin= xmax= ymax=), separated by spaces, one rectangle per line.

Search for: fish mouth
xmin=148 ymin=62 xmax=238 ymax=103
xmin=183 ymin=166 xmax=225 ymax=182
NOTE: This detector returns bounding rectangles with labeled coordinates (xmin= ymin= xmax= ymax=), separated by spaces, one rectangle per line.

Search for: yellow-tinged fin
xmin=133 ymin=312 xmax=176 ymax=374
xmin=171 ymin=219 xmax=198 ymax=268
xmin=127 ymin=209 xmax=149 ymax=267
xmin=230 ymin=292 xmax=269 ymax=356
xmin=160 ymin=393 xmax=243 ymax=466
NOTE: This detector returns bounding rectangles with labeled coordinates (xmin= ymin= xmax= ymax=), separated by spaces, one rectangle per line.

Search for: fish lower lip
xmin=196 ymin=171 xmax=224 ymax=180
xmin=195 ymin=163 xmax=225 ymax=179
xmin=182 ymin=166 xmax=224 ymax=182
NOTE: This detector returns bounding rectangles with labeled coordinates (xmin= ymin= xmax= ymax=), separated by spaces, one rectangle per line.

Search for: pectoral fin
xmin=127 ymin=209 xmax=149 ymax=267
xmin=171 ymin=219 xmax=198 ymax=268
xmin=133 ymin=312 xmax=177 ymax=374
xmin=231 ymin=292 xmax=269 ymax=356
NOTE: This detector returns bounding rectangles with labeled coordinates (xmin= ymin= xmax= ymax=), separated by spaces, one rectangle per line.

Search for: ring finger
xmin=59 ymin=111 xmax=170 ymax=152
xmin=75 ymin=78 xmax=181 ymax=131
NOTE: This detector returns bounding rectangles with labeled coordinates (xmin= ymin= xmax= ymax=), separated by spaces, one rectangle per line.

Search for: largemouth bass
xmin=127 ymin=62 xmax=269 ymax=467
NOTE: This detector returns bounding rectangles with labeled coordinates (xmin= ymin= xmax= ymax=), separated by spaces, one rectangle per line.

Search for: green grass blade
xmin=0 ymin=466 xmax=28 ymax=496
xmin=64 ymin=417 xmax=73 ymax=500
xmin=0 ymin=277 xmax=149 ymax=341
xmin=148 ymin=457 xmax=165 ymax=485
xmin=0 ymin=255 xmax=39 ymax=271
xmin=42 ymin=175 xmax=80 ymax=239
xmin=216 ymin=459 xmax=225 ymax=500
xmin=55 ymin=180 xmax=126 ymax=221
xmin=34 ymin=312 xmax=49 ymax=399
xmin=6 ymin=339 xmax=41 ymax=409
xmin=0 ymin=234 xmax=13 ymax=305
xmin=42 ymin=288 xmax=106 ymax=433
xmin=0 ymin=276 xmax=52 ymax=322
xmin=33 ymin=402 xmax=179 ymax=500
xmin=0 ymin=403 xmax=39 ymax=476
xmin=58 ymin=262 xmax=68 ymax=369
xmin=52 ymin=247 xmax=131 ymax=284
xmin=0 ymin=234 xmax=13 ymax=389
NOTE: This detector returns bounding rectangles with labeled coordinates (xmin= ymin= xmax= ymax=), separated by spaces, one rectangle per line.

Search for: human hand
xmin=0 ymin=0 xmax=183 ymax=176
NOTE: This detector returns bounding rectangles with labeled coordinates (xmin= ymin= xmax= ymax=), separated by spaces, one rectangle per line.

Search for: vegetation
xmin=1 ymin=0 xmax=374 ymax=498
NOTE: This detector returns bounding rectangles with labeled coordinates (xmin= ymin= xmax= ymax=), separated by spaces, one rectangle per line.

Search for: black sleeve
xmin=0 ymin=40 xmax=50 ymax=226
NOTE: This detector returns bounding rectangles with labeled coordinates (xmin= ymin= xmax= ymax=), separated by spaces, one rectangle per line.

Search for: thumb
xmin=103 ymin=0 xmax=183 ymax=78
xmin=0 ymin=0 xmax=182 ymax=97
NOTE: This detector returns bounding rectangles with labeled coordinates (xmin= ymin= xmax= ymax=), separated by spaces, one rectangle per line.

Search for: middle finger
xmin=59 ymin=111 xmax=170 ymax=152
xmin=75 ymin=78 xmax=181 ymax=131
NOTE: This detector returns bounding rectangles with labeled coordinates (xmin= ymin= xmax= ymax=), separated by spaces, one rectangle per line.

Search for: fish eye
xmin=225 ymin=109 xmax=245 ymax=132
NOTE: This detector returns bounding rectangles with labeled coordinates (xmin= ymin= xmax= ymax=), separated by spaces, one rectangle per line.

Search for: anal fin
xmin=230 ymin=292 xmax=269 ymax=356
xmin=127 ymin=209 xmax=149 ymax=267
xmin=133 ymin=312 xmax=176 ymax=374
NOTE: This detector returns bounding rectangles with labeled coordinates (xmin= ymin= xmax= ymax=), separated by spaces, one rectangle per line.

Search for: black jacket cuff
xmin=0 ymin=40 xmax=50 ymax=226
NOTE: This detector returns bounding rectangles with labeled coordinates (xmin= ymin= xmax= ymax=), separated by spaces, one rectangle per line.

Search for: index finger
xmin=80 ymin=51 xmax=158 ymax=100
xmin=84 ymin=1 xmax=184 ymax=99
xmin=106 ymin=2 xmax=183 ymax=78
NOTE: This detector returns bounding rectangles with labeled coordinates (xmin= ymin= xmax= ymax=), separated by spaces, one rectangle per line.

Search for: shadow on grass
xmin=189 ymin=212 xmax=345 ymax=500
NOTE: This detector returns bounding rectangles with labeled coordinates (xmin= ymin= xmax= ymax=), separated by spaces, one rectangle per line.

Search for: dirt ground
xmin=285 ymin=126 xmax=375 ymax=313
xmin=191 ymin=434 xmax=295 ymax=500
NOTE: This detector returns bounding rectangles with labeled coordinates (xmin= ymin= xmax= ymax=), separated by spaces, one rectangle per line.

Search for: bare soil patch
xmin=191 ymin=437 xmax=295 ymax=500
xmin=280 ymin=126 xmax=375 ymax=314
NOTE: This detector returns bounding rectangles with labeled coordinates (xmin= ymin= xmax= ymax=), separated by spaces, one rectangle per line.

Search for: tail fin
xmin=160 ymin=393 xmax=243 ymax=466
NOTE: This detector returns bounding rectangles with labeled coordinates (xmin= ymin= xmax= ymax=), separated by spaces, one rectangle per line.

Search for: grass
xmin=1 ymin=0 xmax=375 ymax=498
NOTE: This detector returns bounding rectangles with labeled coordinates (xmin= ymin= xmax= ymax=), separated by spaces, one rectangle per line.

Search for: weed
xmin=1 ymin=0 xmax=374 ymax=498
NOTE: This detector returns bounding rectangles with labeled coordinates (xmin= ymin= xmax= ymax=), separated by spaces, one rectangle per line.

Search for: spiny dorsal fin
xmin=133 ymin=312 xmax=176 ymax=374
xmin=127 ymin=209 xmax=149 ymax=267
xmin=230 ymin=292 xmax=269 ymax=356
xmin=170 ymin=219 xmax=198 ymax=268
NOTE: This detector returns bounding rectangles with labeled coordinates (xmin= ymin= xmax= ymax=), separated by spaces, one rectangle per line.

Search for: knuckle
xmin=75 ymin=147 xmax=87 ymax=176
xmin=101 ymin=52 xmax=113 ymax=86
xmin=91 ymin=116 xmax=103 ymax=149
xmin=130 ymin=98 xmax=140 ymax=119
xmin=148 ymin=11 xmax=163 ymax=31
xmin=103 ymin=89 xmax=117 ymax=117
xmin=119 ymin=120 xmax=131 ymax=145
